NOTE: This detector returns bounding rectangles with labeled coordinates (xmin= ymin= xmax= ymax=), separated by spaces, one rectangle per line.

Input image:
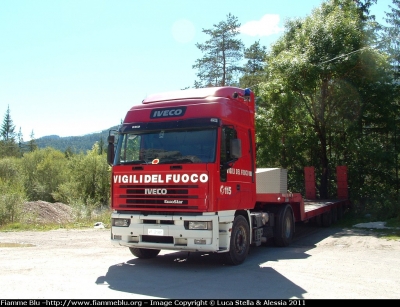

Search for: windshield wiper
xmin=158 ymin=158 xmax=194 ymax=164
xmin=120 ymin=160 xmax=149 ymax=165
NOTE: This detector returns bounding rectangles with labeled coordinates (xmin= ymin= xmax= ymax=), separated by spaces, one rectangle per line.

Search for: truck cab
xmin=108 ymin=87 xmax=259 ymax=265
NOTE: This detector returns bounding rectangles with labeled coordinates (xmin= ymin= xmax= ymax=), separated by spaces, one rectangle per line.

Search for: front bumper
xmin=111 ymin=211 xmax=233 ymax=253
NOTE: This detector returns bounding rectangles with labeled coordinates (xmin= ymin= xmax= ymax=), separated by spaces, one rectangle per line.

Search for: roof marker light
xmin=244 ymin=88 xmax=251 ymax=101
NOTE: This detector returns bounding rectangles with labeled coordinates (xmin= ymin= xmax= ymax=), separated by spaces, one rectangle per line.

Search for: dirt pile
xmin=22 ymin=201 xmax=75 ymax=224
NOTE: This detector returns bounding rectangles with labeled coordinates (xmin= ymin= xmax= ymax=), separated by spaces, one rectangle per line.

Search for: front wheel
xmin=224 ymin=215 xmax=250 ymax=265
xmin=129 ymin=247 xmax=160 ymax=259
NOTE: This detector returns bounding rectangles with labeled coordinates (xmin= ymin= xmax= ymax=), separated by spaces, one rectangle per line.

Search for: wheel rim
xmin=234 ymin=225 xmax=247 ymax=255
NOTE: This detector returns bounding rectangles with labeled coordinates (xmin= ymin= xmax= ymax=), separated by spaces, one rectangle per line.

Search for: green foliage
xmin=382 ymin=0 xmax=400 ymax=80
xmin=0 ymin=105 xmax=20 ymax=158
xmin=0 ymin=139 xmax=20 ymax=158
xmin=239 ymin=40 xmax=267 ymax=95
xmin=32 ymin=127 xmax=117 ymax=153
xmin=1 ymin=105 xmax=16 ymax=142
xmin=52 ymin=142 xmax=110 ymax=212
xmin=29 ymin=126 xmax=118 ymax=155
xmin=193 ymin=13 xmax=244 ymax=87
xmin=0 ymin=207 xmax=112 ymax=231
xmin=257 ymin=0 xmax=396 ymax=205
xmin=0 ymin=157 xmax=26 ymax=225
xmin=27 ymin=130 xmax=38 ymax=152
xmin=0 ymin=106 xmax=25 ymax=158
xmin=0 ymin=141 xmax=111 ymax=227
xmin=20 ymin=148 xmax=70 ymax=202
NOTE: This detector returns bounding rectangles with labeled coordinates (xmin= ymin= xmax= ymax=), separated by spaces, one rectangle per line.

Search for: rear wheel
xmin=224 ymin=215 xmax=250 ymax=265
xmin=129 ymin=247 xmax=160 ymax=259
xmin=274 ymin=204 xmax=294 ymax=247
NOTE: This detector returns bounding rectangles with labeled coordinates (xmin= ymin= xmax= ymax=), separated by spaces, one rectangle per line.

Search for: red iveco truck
xmin=107 ymin=86 xmax=350 ymax=265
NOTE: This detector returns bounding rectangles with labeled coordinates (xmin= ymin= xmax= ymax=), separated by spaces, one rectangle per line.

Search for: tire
xmin=129 ymin=247 xmax=160 ymax=259
xmin=273 ymin=204 xmax=294 ymax=247
xmin=321 ymin=210 xmax=332 ymax=227
xmin=224 ymin=215 xmax=250 ymax=265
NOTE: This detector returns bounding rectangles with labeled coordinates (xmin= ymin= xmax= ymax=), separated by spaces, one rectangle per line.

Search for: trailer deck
xmin=255 ymin=166 xmax=350 ymax=223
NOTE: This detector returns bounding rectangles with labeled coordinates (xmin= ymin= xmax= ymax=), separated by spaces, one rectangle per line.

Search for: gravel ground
xmin=2 ymin=201 xmax=399 ymax=299
xmin=1 ymin=223 xmax=400 ymax=299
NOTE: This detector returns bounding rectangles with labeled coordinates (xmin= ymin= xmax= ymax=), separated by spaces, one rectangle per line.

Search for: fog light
xmin=113 ymin=218 xmax=130 ymax=227
xmin=194 ymin=239 xmax=206 ymax=244
xmin=189 ymin=221 xmax=212 ymax=230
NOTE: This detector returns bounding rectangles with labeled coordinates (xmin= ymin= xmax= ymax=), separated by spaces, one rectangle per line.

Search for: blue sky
xmin=0 ymin=0 xmax=394 ymax=139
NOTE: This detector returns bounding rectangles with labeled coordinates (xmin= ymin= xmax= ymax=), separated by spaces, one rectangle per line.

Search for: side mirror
xmin=107 ymin=135 xmax=115 ymax=166
xmin=230 ymin=139 xmax=242 ymax=159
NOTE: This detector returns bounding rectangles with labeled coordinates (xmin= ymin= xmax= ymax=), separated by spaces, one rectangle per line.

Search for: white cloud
xmin=239 ymin=14 xmax=284 ymax=37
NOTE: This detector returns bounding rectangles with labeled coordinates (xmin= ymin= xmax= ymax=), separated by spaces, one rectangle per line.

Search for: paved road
xmin=1 ymin=224 xmax=400 ymax=299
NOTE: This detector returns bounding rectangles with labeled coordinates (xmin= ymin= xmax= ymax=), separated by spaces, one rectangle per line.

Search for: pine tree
xmin=239 ymin=40 xmax=267 ymax=93
xmin=17 ymin=127 xmax=24 ymax=156
xmin=1 ymin=105 xmax=16 ymax=141
xmin=192 ymin=13 xmax=244 ymax=87
xmin=0 ymin=105 xmax=19 ymax=157
xmin=28 ymin=130 xmax=38 ymax=152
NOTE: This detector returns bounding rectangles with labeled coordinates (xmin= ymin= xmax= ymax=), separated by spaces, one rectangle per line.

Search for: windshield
xmin=115 ymin=128 xmax=217 ymax=165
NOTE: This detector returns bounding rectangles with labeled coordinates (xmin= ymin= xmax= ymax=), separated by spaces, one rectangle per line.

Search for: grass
xmin=0 ymin=209 xmax=112 ymax=232
xmin=335 ymin=211 xmax=400 ymax=240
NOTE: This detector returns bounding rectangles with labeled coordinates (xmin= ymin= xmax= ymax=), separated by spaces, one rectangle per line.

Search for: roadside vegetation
xmin=0 ymin=0 xmax=400 ymax=238
xmin=0 ymin=208 xmax=112 ymax=232
xmin=335 ymin=211 xmax=400 ymax=240
xmin=0 ymin=144 xmax=111 ymax=230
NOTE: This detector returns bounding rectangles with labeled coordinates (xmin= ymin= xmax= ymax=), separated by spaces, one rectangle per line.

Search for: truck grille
xmin=115 ymin=184 xmax=206 ymax=211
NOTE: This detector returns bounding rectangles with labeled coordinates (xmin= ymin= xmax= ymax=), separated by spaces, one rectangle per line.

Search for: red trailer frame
xmin=255 ymin=166 xmax=350 ymax=223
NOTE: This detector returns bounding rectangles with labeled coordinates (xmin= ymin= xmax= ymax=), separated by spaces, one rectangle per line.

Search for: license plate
xmin=148 ymin=229 xmax=164 ymax=236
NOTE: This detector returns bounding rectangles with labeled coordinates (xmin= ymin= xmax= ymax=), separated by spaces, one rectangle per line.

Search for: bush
xmin=0 ymin=179 xmax=26 ymax=225
xmin=0 ymin=158 xmax=26 ymax=225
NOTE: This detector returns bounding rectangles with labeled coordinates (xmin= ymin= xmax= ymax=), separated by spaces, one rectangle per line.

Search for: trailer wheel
xmin=274 ymin=204 xmax=294 ymax=247
xmin=224 ymin=215 xmax=250 ymax=265
xmin=321 ymin=210 xmax=332 ymax=227
xmin=129 ymin=247 xmax=161 ymax=259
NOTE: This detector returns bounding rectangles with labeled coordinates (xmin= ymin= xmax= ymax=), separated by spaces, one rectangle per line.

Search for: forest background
xmin=1 ymin=0 xmax=399 ymax=226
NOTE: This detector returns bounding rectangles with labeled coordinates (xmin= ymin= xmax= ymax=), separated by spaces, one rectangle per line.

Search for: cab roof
xmin=142 ymin=86 xmax=251 ymax=104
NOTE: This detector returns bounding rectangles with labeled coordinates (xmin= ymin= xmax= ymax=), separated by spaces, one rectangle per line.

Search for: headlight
xmin=112 ymin=218 xmax=130 ymax=227
xmin=188 ymin=221 xmax=212 ymax=230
